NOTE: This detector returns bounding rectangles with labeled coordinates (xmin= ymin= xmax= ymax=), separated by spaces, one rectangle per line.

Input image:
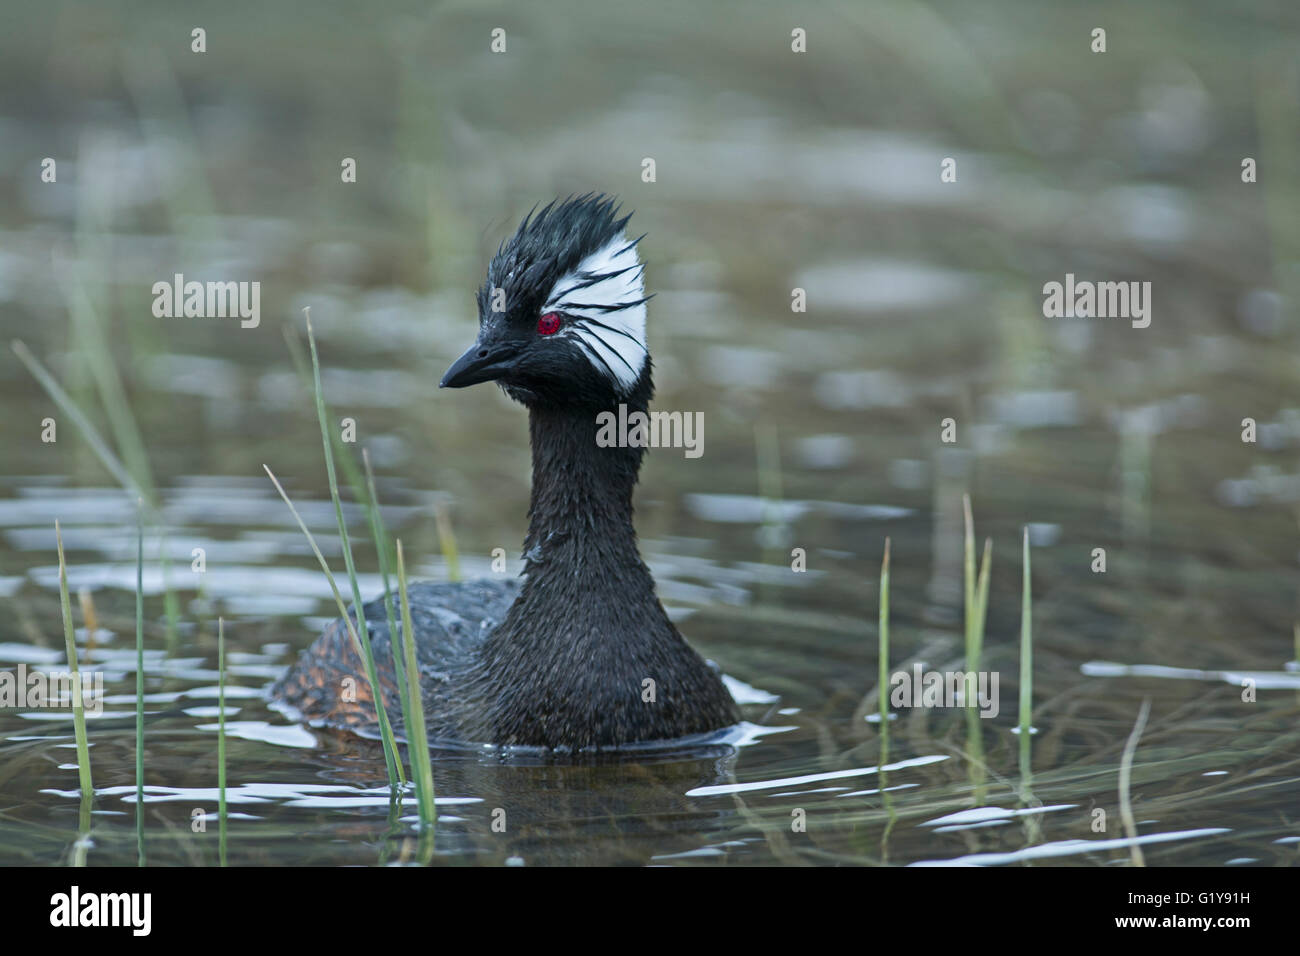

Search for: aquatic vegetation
xmin=1018 ymin=528 xmax=1033 ymax=783
xmin=54 ymin=521 xmax=93 ymax=805
xmin=135 ymin=503 xmax=146 ymax=866
xmin=1 ymin=0 xmax=1296 ymax=874
xmin=397 ymin=541 xmax=437 ymax=833
xmin=218 ymin=617 xmax=228 ymax=867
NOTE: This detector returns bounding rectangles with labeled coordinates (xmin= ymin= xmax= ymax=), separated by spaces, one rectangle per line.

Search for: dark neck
xmin=480 ymin=392 xmax=662 ymax=673
xmin=466 ymin=379 xmax=738 ymax=748
xmin=520 ymin=399 xmax=647 ymax=571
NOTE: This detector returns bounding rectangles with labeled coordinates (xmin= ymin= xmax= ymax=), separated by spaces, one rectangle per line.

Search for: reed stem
xmin=55 ymin=521 xmax=93 ymax=803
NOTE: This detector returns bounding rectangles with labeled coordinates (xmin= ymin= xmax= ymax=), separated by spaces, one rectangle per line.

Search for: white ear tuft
xmin=544 ymin=234 xmax=647 ymax=392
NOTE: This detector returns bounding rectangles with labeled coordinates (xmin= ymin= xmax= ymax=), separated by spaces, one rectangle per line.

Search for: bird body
xmin=272 ymin=195 xmax=739 ymax=750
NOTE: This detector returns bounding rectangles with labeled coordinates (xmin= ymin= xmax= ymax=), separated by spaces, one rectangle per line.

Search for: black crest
xmin=476 ymin=194 xmax=633 ymax=326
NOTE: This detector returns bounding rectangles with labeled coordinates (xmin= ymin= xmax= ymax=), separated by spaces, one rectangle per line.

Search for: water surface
xmin=1 ymin=0 xmax=1298 ymax=866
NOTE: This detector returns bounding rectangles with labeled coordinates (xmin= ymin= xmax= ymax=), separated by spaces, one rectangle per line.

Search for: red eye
xmin=537 ymin=312 xmax=562 ymax=336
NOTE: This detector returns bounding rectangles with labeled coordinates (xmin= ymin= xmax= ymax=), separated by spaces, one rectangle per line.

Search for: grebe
xmin=272 ymin=195 xmax=739 ymax=750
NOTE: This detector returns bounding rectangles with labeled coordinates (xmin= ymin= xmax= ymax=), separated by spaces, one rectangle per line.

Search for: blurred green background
xmin=0 ymin=0 xmax=1298 ymax=866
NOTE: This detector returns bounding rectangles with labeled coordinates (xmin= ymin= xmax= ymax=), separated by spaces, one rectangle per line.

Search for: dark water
xmin=1 ymin=1 xmax=1298 ymax=866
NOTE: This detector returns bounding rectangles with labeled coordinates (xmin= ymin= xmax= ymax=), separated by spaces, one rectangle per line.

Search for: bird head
xmin=440 ymin=194 xmax=652 ymax=408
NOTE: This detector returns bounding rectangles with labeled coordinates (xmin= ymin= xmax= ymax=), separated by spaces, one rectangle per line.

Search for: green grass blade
xmin=61 ymin=264 xmax=180 ymax=646
xmin=974 ymin=536 xmax=992 ymax=672
xmin=969 ymin=536 xmax=992 ymax=794
xmin=282 ymin=324 xmax=372 ymax=517
xmin=432 ymin=500 xmax=461 ymax=582
xmin=13 ymin=338 xmax=180 ymax=646
xmin=218 ymin=617 xmax=227 ymax=867
xmin=1118 ymin=699 xmax=1151 ymax=867
xmin=1018 ymin=527 xmax=1033 ymax=780
xmin=877 ymin=537 xmax=891 ymax=764
xmin=302 ymin=310 xmax=403 ymax=787
xmin=962 ymin=497 xmax=993 ymax=695
xmin=962 ymin=493 xmax=976 ymax=669
xmin=135 ymin=500 xmax=146 ymax=867
xmin=362 ymin=449 xmax=414 ymax=752
xmin=961 ymin=497 xmax=990 ymax=800
xmin=398 ymin=540 xmax=437 ymax=833
xmin=62 ymin=267 xmax=157 ymax=505
xmin=55 ymin=521 xmax=93 ymax=803
xmin=875 ymin=536 xmax=898 ymax=859
xmin=265 ymin=467 xmax=362 ymax=624
xmin=12 ymin=341 xmax=142 ymax=500
xmin=262 ymin=464 xmax=403 ymax=788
